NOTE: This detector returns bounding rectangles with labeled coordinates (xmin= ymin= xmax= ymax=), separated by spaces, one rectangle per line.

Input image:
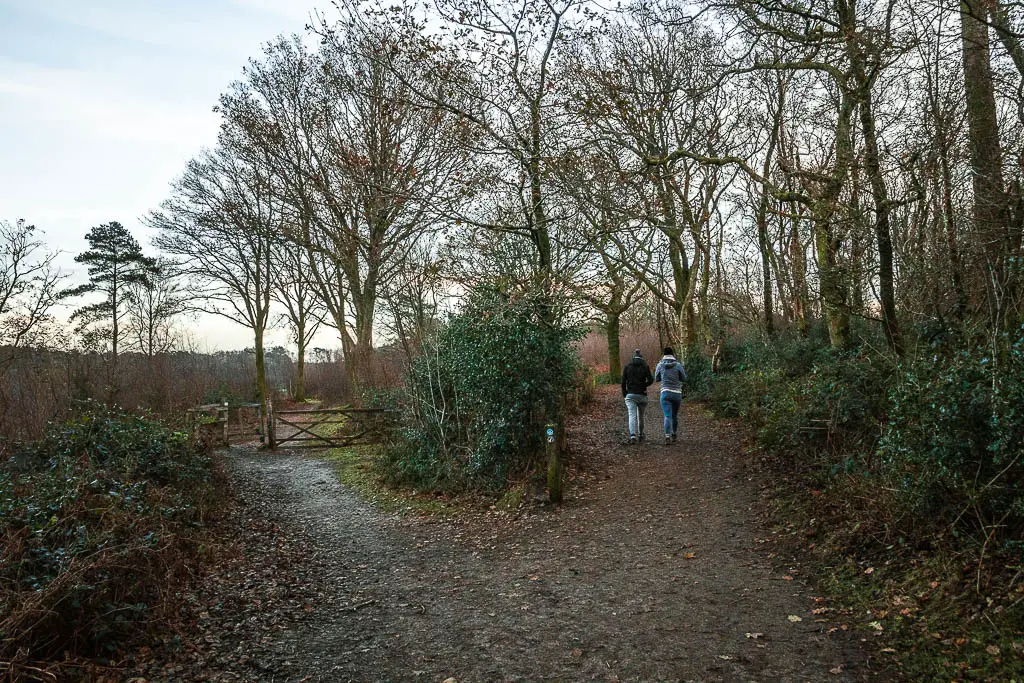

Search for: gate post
xmin=220 ymin=404 xmax=229 ymax=446
xmin=266 ymin=396 xmax=277 ymax=450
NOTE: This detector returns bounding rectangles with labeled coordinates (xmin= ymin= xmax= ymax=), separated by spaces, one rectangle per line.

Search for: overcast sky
xmin=0 ymin=0 xmax=334 ymax=351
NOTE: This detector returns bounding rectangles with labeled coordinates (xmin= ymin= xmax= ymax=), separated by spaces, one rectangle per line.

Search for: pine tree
xmin=62 ymin=221 xmax=158 ymax=365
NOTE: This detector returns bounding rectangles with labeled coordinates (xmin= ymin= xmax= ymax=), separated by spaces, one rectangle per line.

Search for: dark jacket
xmin=621 ymin=356 xmax=654 ymax=396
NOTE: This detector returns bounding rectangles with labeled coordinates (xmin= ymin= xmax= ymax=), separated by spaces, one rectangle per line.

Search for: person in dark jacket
xmin=654 ymin=346 xmax=687 ymax=444
xmin=621 ymin=348 xmax=654 ymax=444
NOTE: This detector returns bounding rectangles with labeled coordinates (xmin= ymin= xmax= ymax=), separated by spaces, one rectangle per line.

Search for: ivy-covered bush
xmin=0 ymin=404 xmax=221 ymax=665
xmin=707 ymin=327 xmax=1024 ymax=544
xmin=757 ymin=350 xmax=892 ymax=467
xmin=880 ymin=332 xmax=1024 ymax=536
xmin=385 ymin=287 xmax=582 ymax=492
xmin=680 ymin=347 xmax=713 ymax=398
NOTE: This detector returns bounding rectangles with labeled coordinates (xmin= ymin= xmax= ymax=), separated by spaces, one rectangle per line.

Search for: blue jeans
xmin=624 ymin=394 xmax=648 ymax=437
xmin=660 ymin=392 xmax=682 ymax=436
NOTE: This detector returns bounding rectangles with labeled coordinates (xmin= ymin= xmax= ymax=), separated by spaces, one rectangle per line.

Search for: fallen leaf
xmin=745 ymin=632 xmax=763 ymax=639
xmin=881 ymin=648 xmax=896 ymax=654
xmin=830 ymin=665 xmax=844 ymax=674
xmin=788 ymin=615 xmax=803 ymax=623
xmin=683 ymin=552 xmax=696 ymax=559
xmin=717 ymin=654 xmax=733 ymax=660
xmin=986 ymin=645 xmax=1000 ymax=656
xmin=869 ymin=621 xmax=884 ymax=631
xmin=529 ymin=575 xmax=539 ymax=581
xmin=864 ymin=567 xmax=875 ymax=575
xmin=783 ymin=575 xmax=793 ymax=581
xmin=571 ymin=648 xmax=582 ymax=660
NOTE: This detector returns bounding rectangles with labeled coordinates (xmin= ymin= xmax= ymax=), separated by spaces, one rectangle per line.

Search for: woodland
xmin=3 ymin=0 xmax=1024 ymax=678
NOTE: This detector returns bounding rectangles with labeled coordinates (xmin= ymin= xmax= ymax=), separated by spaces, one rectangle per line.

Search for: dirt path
xmin=191 ymin=385 xmax=880 ymax=682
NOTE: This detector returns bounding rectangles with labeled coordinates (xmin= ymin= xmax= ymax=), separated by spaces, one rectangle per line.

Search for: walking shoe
xmin=672 ymin=432 xmax=678 ymax=443
xmin=639 ymin=433 xmax=645 ymax=442
xmin=665 ymin=434 xmax=671 ymax=445
xmin=629 ymin=435 xmax=637 ymax=445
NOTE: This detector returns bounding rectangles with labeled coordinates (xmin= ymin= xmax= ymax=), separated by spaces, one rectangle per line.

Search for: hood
xmin=660 ymin=355 xmax=677 ymax=368
xmin=629 ymin=355 xmax=646 ymax=366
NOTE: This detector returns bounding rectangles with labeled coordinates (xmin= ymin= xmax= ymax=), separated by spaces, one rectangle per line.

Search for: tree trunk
xmin=606 ymin=312 xmax=622 ymax=384
xmin=529 ymin=99 xmax=554 ymax=301
xmin=814 ymin=88 xmax=856 ymax=349
xmin=294 ymin=322 xmax=306 ymax=403
xmin=757 ymin=86 xmax=783 ymax=338
xmin=348 ymin=275 xmax=377 ymax=394
xmin=254 ymin=325 xmax=268 ymax=428
xmin=939 ymin=142 xmax=969 ymax=319
xmin=855 ymin=78 xmax=902 ymax=353
xmin=790 ymin=216 xmax=810 ymax=336
xmin=961 ymin=0 xmax=1011 ymax=325
xmin=815 ymin=219 xmax=851 ymax=348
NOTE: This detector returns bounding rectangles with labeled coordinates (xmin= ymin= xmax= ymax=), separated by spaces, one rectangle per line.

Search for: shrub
xmin=0 ymin=404 xmax=221 ymax=667
xmin=757 ymin=350 xmax=893 ymax=468
xmin=384 ymin=287 xmax=582 ymax=492
xmin=880 ymin=332 xmax=1024 ymax=539
xmin=681 ymin=348 xmax=713 ymax=398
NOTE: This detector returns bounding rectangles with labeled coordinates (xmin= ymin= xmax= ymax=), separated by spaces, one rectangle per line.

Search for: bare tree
xmin=271 ymin=246 xmax=326 ymax=401
xmin=339 ymin=0 xmax=599 ymax=320
xmin=0 ymin=219 xmax=65 ymax=355
xmin=148 ymin=144 xmax=279 ymax=413
xmin=124 ymin=258 xmax=188 ymax=358
xmin=570 ymin=14 xmax=736 ymax=351
xmin=219 ymin=23 xmax=473 ymax=388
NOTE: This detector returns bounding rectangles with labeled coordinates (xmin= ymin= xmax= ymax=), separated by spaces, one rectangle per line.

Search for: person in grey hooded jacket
xmin=654 ymin=347 xmax=687 ymax=443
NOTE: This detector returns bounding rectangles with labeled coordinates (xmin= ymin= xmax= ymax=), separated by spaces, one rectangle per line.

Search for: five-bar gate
xmin=269 ymin=405 xmax=394 ymax=449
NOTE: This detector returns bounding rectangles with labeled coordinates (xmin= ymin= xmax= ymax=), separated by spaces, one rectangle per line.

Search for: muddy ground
xmin=134 ymin=385 xmax=885 ymax=682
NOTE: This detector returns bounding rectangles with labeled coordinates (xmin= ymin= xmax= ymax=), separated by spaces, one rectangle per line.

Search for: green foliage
xmin=386 ymin=287 xmax=582 ymax=492
xmin=0 ymin=403 xmax=219 ymax=663
xmin=681 ymin=347 xmax=713 ymax=398
xmin=709 ymin=328 xmax=1024 ymax=541
xmin=757 ymin=350 xmax=892 ymax=466
xmin=708 ymin=334 xmax=889 ymax=466
xmin=880 ymin=332 xmax=1024 ymax=534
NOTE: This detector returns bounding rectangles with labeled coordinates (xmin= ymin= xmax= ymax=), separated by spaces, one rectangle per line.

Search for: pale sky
xmin=0 ymin=0 xmax=337 ymax=351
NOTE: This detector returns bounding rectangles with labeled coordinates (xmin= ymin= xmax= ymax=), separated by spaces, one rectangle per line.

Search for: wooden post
xmin=545 ymin=423 xmax=562 ymax=504
xmin=266 ymin=395 xmax=277 ymax=450
xmin=220 ymin=405 xmax=229 ymax=446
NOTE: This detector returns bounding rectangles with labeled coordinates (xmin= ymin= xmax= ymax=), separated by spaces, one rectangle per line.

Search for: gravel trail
xmin=200 ymin=385 xmax=880 ymax=682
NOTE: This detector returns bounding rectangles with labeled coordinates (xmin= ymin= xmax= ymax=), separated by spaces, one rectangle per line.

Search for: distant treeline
xmin=0 ymin=346 xmax=358 ymax=443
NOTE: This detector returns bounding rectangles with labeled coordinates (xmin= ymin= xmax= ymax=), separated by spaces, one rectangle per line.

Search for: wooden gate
xmin=270 ymin=405 xmax=395 ymax=449
xmin=187 ymin=402 xmax=263 ymax=446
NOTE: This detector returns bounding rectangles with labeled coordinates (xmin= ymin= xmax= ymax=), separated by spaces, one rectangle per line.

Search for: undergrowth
xmin=0 ymin=403 xmax=225 ymax=678
xmin=705 ymin=328 xmax=1024 ymax=679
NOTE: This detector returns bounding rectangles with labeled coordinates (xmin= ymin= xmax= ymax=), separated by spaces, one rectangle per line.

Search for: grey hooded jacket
xmin=655 ymin=356 xmax=687 ymax=394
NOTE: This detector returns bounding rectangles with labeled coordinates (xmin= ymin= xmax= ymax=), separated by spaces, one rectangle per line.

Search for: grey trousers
xmin=624 ymin=393 xmax=648 ymax=437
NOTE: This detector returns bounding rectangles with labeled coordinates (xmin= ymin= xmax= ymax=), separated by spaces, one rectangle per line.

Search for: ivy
xmin=386 ymin=287 xmax=582 ymax=491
